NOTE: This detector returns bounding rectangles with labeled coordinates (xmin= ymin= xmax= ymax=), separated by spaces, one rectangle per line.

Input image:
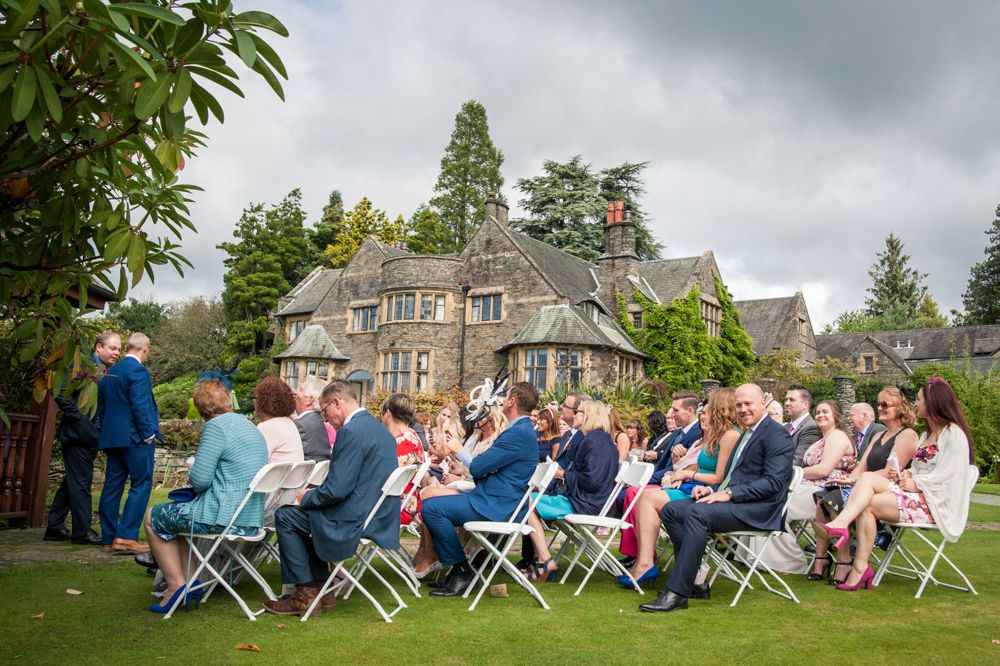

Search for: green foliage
xmin=366 ymin=384 xmax=469 ymax=419
xmin=230 ymin=354 xmax=271 ymax=407
xmin=324 ymin=197 xmax=405 ymax=267
xmin=749 ymin=349 xmax=805 ymax=397
xmin=307 ymin=189 xmax=344 ymax=262
xmin=825 ymin=298 xmax=949 ymax=333
xmin=429 ymin=100 xmax=504 ymax=251
xmin=406 ymin=204 xmax=452 ymax=255
xmin=158 ymin=419 xmax=205 ymax=448
xmin=865 ymin=233 xmax=928 ymax=320
xmin=108 ymin=298 xmax=168 ymax=336
xmin=152 ymin=372 xmax=198 ymax=420
xmin=219 ymin=189 xmax=312 ymax=360
xmin=710 ymin=276 xmax=755 ymax=386
xmin=916 ymin=293 xmax=948 ymax=328
xmin=958 ymin=204 xmax=1000 ymax=325
xmin=147 ymin=296 xmax=227 ymax=384
xmin=618 ymin=287 xmax=713 ymax=392
xmin=512 ymin=156 xmax=662 ymax=262
xmin=0 ymin=0 xmax=288 ymax=423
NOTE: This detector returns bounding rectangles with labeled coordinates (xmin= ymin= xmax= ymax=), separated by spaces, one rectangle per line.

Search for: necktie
xmin=786 ymin=423 xmax=794 ymax=435
xmin=854 ymin=431 xmax=864 ymax=448
xmin=720 ymin=428 xmax=753 ymax=491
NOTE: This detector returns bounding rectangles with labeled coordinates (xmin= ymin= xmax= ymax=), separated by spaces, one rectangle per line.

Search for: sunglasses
xmin=877 ymin=401 xmax=894 ymax=410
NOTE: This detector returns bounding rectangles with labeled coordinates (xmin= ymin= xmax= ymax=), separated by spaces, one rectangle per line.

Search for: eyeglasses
xmin=572 ymin=409 xmax=583 ymax=414
xmin=877 ymin=401 xmax=894 ymax=410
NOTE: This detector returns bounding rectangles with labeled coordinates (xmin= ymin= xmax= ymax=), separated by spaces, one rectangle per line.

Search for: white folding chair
xmin=307 ymin=459 xmax=330 ymax=486
xmin=873 ymin=465 xmax=979 ymax=598
xmin=163 ymin=461 xmax=295 ymax=621
xmin=547 ymin=460 xmax=629 ymax=562
xmin=301 ymin=464 xmax=418 ymax=623
xmin=560 ymin=461 xmax=655 ymax=595
xmin=462 ymin=461 xmax=559 ymax=611
xmin=401 ymin=459 xmax=432 ymax=537
xmin=249 ymin=460 xmax=317 ymax=570
xmin=705 ymin=466 xmax=804 ymax=607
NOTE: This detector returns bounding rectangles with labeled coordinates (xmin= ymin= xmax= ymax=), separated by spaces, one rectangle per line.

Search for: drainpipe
xmin=458 ymin=284 xmax=471 ymax=387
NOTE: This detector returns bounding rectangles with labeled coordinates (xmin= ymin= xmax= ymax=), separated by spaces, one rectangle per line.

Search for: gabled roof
xmin=636 ymin=255 xmax=701 ymax=302
xmin=816 ymin=324 xmax=1000 ymax=365
xmin=497 ymin=304 xmax=646 ymax=357
xmin=734 ymin=295 xmax=800 ymax=356
xmin=276 ymin=267 xmax=342 ymax=317
xmin=274 ymin=325 xmax=350 ymax=361
xmin=500 ymin=226 xmax=603 ymax=310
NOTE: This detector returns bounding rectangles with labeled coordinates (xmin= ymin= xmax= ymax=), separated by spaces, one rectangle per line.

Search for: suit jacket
xmin=790 ymin=414 xmax=821 ymax=467
xmin=300 ymin=410 xmax=399 ymax=562
xmin=856 ymin=422 xmax=888 ymax=458
xmin=295 ymin=410 xmax=332 ymax=462
xmin=650 ymin=422 xmax=703 ymax=486
xmin=466 ymin=415 xmax=539 ymax=522
xmin=97 ymin=356 xmax=158 ymax=450
xmin=716 ymin=415 xmax=795 ymax=532
xmin=55 ymin=353 xmax=104 ymax=449
xmin=563 ymin=430 xmax=619 ymax=515
xmin=554 ymin=429 xmax=584 ymax=469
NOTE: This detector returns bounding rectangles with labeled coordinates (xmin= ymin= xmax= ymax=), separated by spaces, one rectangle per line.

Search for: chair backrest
xmin=778 ymin=466 xmax=805 ymax=520
xmin=361 ymin=464 xmax=418 ymax=530
xmin=622 ymin=460 xmax=654 ymax=489
xmin=506 ymin=461 xmax=559 ymax=527
xmin=592 ymin=460 xmax=632 ymax=518
xmin=307 ymin=460 xmax=330 ymax=486
xmin=400 ymin=459 xmax=431 ymax=506
xmin=280 ymin=460 xmax=316 ymax=490
xmin=250 ymin=462 xmax=296 ymax=494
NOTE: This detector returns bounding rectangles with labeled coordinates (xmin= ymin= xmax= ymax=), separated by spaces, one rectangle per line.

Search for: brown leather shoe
xmin=310 ymin=580 xmax=338 ymax=609
xmin=263 ymin=586 xmax=322 ymax=616
xmin=100 ymin=544 xmax=116 ymax=554
xmin=112 ymin=538 xmax=150 ymax=554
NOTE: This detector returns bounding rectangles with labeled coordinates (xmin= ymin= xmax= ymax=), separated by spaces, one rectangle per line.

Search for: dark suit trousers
xmin=98 ymin=444 xmax=154 ymax=542
xmin=47 ymin=445 xmax=97 ymax=536
xmin=660 ymin=498 xmax=754 ymax=597
xmin=421 ymin=494 xmax=490 ymax=566
xmin=274 ymin=505 xmax=331 ymax=585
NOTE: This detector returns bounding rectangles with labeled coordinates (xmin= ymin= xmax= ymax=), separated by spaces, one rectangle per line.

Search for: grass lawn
xmin=1 ymin=520 xmax=997 ymax=664
xmin=974 ymin=482 xmax=1000 ymax=497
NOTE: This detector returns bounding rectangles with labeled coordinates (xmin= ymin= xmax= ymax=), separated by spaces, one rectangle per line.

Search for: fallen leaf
xmin=234 ymin=644 xmax=261 ymax=653
xmin=277 ymin=623 xmax=286 ymax=630
xmin=66 ymin=589 xmax=83 ymax=596
xmin=991 ymin=639 xmax=1000 ymax=645
xmin=31 ymin=613 xmax=44 ymax=620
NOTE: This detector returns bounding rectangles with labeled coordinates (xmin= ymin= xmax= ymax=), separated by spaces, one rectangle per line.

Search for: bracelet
xmin=691 ymin=472 xmax=697 ymax=482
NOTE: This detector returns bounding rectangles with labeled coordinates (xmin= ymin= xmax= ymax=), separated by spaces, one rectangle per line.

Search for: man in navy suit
xmin=97 ymin=332 xmax=159 ymax=554
xmin=45 ymin=331 xmax=121 ymax=545
xmin=553 ymin=392 xmax=588 ymax=469
xmin=640 ymin=383 xmax=794 ymax=613
xmin=423 ymin=381 xmax=540 ymax=597
xmin=648 ymin=391 xmax=703 ymax=486
xmin=264 ymin=379 xmax=398 ymax=616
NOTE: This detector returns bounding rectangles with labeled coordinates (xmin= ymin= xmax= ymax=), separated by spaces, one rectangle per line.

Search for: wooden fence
xmin=0 ymin=401 xmax=57 ymax=527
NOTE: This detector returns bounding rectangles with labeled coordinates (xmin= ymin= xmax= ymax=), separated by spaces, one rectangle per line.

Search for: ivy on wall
xmin=711 ymin=275 xmax=757 ymax=387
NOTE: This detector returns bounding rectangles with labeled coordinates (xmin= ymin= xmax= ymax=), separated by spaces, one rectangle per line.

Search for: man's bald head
xmin=734 ymin=383 xmax=766 ymax=428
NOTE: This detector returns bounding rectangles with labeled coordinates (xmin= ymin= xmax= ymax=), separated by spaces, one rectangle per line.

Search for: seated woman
xmin=641 ymin=410 xmax=670 ymax=463
xmin=522 ymin=399 xmax=620 ymax=582
xmin=381 ymin=392 xmax=425 ymax=467
xmin=821 ymin=376 xmax=976 ymax=591
xmin=762 ymin=399 xmax=856 ymax=575
xmin=811 ymin=386 xmax=919 ymax=583
xmin=620 ymin=388 xmax=739 ymax=587
xmin=626 ymin=419 xmax=646 ymax=457
xmin=144 ymin=379 xmax=269 ymax=613
xmin=253 ymin=377 xmax=304 ymax=464
xmin=535 ymin=407 xmax=562 ymax=463
xmin=609 ymin=408 xmax=632 ymax=461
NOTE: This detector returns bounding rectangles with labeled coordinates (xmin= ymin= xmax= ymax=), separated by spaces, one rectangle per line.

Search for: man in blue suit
xmin=264 ymin=379 xmax=398 ymax=616
xmin=640 ymin=383 xmax=794 ymax=612
xmin=423 ymin=381 xmax=540 ymax=597
xmin=97 ymin=332 xmax=159 ymax=554
xmin=553 ymin=392 xmax=588 ymax=469
xmin=649 ymin=391 xmax=702 ymax=486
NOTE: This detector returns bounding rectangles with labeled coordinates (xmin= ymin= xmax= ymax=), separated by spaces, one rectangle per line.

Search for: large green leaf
xmin=34 ymin=66 xmax=62 ymax=122
xmin=135 ymin=71 xmax=172 ymax=119
xmin=173 ymin=19 xmax=204 ymax=56
xmin=94 ymin=30 xmax=157 ymax=80
xmin=167 ymin=68 xmax=192 ymax=113
xmin=186 ymin=65 xmax=244 ymax=98
xmin=11 ymin=65 xmax=36 ymax=121
xmin=109 ymin=3 xmax=186 ymax=26
xmin=248 ymin=32 xmax=287 ymax=79
xmin=231 ymin=10 xmax=289 ymax=37
xmin=234 ymin=30 xmax=257 ymax=68
xmin=251 ymin=58 xmax=284 ymax=101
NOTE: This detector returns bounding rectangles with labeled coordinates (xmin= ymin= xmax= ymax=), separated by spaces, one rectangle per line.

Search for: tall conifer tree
xmin=960 ymin=204 xmax=1000 ymax=325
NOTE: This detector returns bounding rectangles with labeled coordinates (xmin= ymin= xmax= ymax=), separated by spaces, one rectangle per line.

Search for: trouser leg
xmin=275 ymin=505 xmax=329 ymax=585
xmin=421 ymin=494 xmax=483 ymax=566
xmin=118 ymin=444 xmax=155 ymax=540
xmin=64 ymin=445 xmax=97 ymax=537
xmin=99 ymin=448 xmax=128 ymax=544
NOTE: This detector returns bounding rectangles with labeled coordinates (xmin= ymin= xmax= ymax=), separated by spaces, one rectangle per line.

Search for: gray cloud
xmin=135 ymin=0 xmax=1000 ymax=329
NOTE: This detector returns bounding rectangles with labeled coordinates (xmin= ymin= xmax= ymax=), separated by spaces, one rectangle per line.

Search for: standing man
xmin=849 ymin=402 xmax=886 ymax=458
xmin=264 ymin=379 xmax=398 ymax=616
xmin=640 ymin=383 xmax=794 ymax=613
xmin=97 ymin=332 xmax=159 ymax=554
xmin=784 ymin=385 xmax=820 ymax=466
xmin=293 ymin=376 xmax=333 ymax=462
xmin=423 ymin=382 xmax=540 ymax=597
xmin=44 ymin=331 xmax=121 ymax=545
xmin=553 ymin=392 xmax=588 ymax=469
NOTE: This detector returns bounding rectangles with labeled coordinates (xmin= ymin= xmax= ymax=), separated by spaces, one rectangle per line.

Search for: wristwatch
xmin=724 ymin=488 xmax=733 ymax=499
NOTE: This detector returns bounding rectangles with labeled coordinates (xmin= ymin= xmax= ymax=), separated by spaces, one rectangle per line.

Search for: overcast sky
xmin=133 ymin=0 xmax=1000 ymax=329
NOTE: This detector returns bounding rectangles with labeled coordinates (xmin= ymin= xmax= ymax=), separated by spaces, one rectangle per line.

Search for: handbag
xmin=167 ymin=487 xmax=196 ymax=503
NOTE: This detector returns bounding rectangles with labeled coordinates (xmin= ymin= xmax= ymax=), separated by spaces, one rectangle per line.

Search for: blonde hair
xmin=878 ymin=386 xmax=917 ymax=429
xmin=578 ymin=400 xmax=611 ymax=434
xmin=702 ymin=387 xmax=738 ymax=456
xmin=472 ymin=404 xmax=508 ymax=456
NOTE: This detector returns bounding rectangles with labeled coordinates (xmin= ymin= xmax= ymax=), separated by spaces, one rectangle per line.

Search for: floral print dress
xmin=890 ymin=440 xmax=937 ymax=524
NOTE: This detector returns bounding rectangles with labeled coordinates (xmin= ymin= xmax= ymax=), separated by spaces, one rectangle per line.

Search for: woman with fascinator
xmin=820 ymin=376 xmax=976 ymax=591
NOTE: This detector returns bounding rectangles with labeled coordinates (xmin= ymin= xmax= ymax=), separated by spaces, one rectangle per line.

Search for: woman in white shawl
xmin=821 ymin=376 xmax=976 ymax=591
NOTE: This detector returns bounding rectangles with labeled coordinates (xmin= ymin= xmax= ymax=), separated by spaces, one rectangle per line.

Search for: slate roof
xmin=735 ymin=295 xmax=800 ymax=356
xmin=276 ymin=267 xmax=342 ymax=317
xmin=816 ymin=324 xmax=1000 ymax=374
xmin=497 ymin=304 xmax=646 ymax=357
xmin=503 ymin=227 xmax=602 ymax=310
xmin=637 ymin=256 xmax=701 ymax=302
xmin=274 ymin=325 xmax=350 ymax=361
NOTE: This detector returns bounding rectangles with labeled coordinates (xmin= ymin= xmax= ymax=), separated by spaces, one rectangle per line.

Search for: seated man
xmin=422 ymin=381 xmax=540 ymax=597
xmin=640 ymin=383 xmax=793 ymax=613
xmin=264 ymin=380 xmax=399 ymax=616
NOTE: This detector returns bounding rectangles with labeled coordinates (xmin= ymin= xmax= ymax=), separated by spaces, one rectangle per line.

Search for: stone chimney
xmin=485 ymin=197 xmax=508 ymax=227
xmin=596 ymin=200 xmax=639 ymax=310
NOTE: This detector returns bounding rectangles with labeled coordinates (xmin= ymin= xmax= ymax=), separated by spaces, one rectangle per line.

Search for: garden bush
xmin=152 ymin=372 xmax=198 ymax=419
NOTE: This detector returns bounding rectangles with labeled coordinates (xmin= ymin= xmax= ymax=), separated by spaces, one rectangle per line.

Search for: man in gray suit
xmin=849 ymin=402 xmax=887 ymax=458
xmin=785 ymin=385 xmax=820 ymax=466
xmin=265 ymin=380 xmax=398 ymax=616
xmin=293 ymin=376 xmax=333 ymax=462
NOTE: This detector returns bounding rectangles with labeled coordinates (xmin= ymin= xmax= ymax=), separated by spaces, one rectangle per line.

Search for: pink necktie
xmin=786 ymin=423 xmax=794 ymax=435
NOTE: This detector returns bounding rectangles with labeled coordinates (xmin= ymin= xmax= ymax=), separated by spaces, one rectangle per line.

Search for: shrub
xmin=231 ymin=355 xmax=272 ymax=408
xmin=367 ymin=385 xmax=470 ymax=420
xmin=158 ymin=420 xmax=204 ymax=449
xmin=152 ymin=372 xmax=198 ymax=420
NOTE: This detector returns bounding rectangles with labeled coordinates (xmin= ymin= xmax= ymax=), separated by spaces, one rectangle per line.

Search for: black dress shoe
xmin=619 ymin=555 xmax=636 ymax=568
xmin=44 ymin=527 xmax=70 ymax=541
xmin=639 ymin=590 xmax=688 ymax=613
xmin=134 ymin=551 xmax=157 ymax=569
xmin=430 ymin=566 xmax=476 ymax=597
xmin=71 ymin=530 xmax=102 ymax=546
xmin=690 ymin=582 xmax=711 ymax=600
xmin=804 ymin=543 xmax=817 ymax=554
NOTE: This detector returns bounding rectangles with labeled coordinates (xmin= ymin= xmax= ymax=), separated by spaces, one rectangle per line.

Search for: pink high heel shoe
xmin=835 ymin=565 xmax=874 ymax=591
xmin=819 ymin=522 xmax=850 ymax=550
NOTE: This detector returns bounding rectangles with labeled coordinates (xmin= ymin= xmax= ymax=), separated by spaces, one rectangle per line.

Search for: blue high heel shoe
xmin=148 ymin=580 xmax=203 ymax=614
xmin=617 ymin=565 xmax=658 ymax=588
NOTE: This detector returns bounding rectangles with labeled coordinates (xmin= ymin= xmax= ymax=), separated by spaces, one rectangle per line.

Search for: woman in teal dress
xmin=619 ymin=387 xmax=741 ymax=588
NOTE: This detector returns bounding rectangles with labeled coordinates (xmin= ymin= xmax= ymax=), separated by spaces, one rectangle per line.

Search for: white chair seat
xmin=463 ymin=521 xmax=535 ymax=536
xmin=563 ymin=514 xmax=630 ymax=530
